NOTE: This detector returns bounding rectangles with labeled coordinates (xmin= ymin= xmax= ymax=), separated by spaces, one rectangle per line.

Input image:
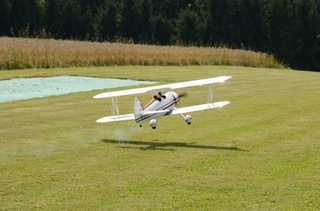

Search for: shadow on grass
xmin=100 ymin=139 xmax=245 ymax=151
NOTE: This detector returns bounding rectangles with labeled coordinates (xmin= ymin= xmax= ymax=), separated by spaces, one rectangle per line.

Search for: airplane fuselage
xmin=134 ymin=91 xmax=180 ymax=124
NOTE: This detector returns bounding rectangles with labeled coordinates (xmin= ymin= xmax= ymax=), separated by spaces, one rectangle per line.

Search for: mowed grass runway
xmin=0 ymin=66 xmax=319 ymax=210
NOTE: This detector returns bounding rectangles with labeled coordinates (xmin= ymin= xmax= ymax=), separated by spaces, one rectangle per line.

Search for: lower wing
xmin=96 ymin=113 xmax=134 ymax=123
xmin=96 ymin=110 xmax=170 ymax=123
xmin=96 ymin=101 xmax=230 ymax=123
xmin=172 ymin=101 xmax=230 ymax=114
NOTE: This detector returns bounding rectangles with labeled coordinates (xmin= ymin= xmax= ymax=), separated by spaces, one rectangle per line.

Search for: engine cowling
xmin=185 ymin=115 xmax=192 ymax=125
xmin=149 ymin=119 xmax=157 ymax=129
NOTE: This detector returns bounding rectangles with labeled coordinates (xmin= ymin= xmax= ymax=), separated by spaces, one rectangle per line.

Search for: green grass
xmin=0 ymin=66 xmax=319 ymax=210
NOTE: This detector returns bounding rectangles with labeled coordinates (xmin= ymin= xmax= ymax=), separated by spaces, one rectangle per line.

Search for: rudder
xmin=134 ymin=96 xmax=143 ymax=119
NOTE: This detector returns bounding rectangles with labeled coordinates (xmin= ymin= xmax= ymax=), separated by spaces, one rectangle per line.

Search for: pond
xmin=0 ymin=76 xmax=156 ymax=103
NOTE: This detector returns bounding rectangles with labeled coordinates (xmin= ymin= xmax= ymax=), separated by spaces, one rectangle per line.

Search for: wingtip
xmin=221 ymin=76 xmax=232 ymax=81
xmin=96 ymin=118 xmax=104 ymax=123
xmin=216 ymin=101 xmax=231 ymax=107
xmin=93 ymin=93 xmax=104 ymax=99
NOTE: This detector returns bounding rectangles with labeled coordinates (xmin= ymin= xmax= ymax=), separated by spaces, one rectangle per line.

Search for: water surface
xmin=0 ymin=76 xmax=156 ymax=102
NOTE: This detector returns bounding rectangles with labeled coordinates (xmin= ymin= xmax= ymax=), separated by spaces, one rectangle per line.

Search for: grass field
xmin=0 ymin=66 xmax=319 ymax=210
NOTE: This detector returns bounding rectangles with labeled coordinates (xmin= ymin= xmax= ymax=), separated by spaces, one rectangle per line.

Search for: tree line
xmin=0 ymin=0 xmax=319 ymax=71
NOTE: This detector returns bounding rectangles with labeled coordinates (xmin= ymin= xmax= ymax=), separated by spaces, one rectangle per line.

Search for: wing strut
xmin=110 ymin=97 xmax=120 ymax=116
xmin=207 ymin=84 xmax=214 ymax=103
xmin=174 ymin=107 xmax=187 ymax=119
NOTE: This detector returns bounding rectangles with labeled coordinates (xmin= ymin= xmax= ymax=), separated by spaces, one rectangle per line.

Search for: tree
xmin=205 ymin=0 xmax=232 ymax=45
xmin=119 ymin=0 xmax=141 ymax=41
xmin=268 ymin=0 xmax=293 ymax=66
xmin=229 ymin=0 xmax=265 ymax=50
xmin=289 ymin=0 xmax=320 ymax=70
xmin=0 ymin=0 xmax=318 ymax=70
xmin=10 ymin=0 xmax=43 ymax=36
xmin=139 ymin=0 xmax=152 ymax=43
xmin=61 ymin=1 xmax=83 ymax=39
xmin=45 ymin=0 xmax=63 ymax=38
xmin=152 ymin=16 xmax=172 ymax=45
xmin=269 ymin=0 xmax=320 ymax=70
xmin=178 ymin=10 xmax=201 ymax=45
xmin=98 ymin=1 xmax=118 ymax=41
xmin=0 ymin=0 xmax=11 ymax=35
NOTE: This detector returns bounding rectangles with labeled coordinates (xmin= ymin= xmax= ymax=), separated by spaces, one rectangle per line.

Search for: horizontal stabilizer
xmin=143 ymin=110 xmax=171 ymax=115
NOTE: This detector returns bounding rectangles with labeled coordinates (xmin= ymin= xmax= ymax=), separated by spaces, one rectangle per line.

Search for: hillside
xmin=0 ymin=66 xmax=319 ymax=210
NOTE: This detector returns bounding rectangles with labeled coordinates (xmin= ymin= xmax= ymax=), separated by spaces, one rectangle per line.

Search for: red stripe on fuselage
xmin=143 ymin=98 xmax=156 ymax=110
xmin=135 ymin=98 xmax=179 ymax=123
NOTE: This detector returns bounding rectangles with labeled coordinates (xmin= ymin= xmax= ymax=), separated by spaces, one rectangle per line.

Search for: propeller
xmin=178 ymin=92 xmax=188 ymax=98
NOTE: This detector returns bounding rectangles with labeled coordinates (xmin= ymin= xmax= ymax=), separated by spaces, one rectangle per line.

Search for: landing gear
xmin=173 ymin=108 xmax=193 ymax=125
xmin=185 ymin=115 xmax=192 ymax=125
xmin=149 ymin=119 xmax=157 ymax=129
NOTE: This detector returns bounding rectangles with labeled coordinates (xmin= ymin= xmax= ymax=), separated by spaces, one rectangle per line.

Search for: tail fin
xmin=134 ymin=96 xmax=143 ymax=119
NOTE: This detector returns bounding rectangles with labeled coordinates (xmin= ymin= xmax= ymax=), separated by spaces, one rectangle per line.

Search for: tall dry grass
xmin=0 ymin=37 xmax=283 ymax=70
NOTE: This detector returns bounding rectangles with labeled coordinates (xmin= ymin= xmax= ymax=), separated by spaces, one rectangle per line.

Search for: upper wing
xmin=93 ymin=76 xmax=231 ymax=99
xmin=171 ymin=101 xmax=231 ymax=115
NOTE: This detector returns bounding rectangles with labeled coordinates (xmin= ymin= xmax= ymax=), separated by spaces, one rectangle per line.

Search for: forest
xmin=0 ymin=0 xmax=319 ymax=71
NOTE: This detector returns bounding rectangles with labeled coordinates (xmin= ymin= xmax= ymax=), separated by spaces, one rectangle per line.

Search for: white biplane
xmin=93 ymin=76 xmax=231 ymax=129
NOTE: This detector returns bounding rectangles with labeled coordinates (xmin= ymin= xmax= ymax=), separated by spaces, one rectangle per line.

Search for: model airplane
xmin=93 ymin=76 xmax=231 ymax=129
